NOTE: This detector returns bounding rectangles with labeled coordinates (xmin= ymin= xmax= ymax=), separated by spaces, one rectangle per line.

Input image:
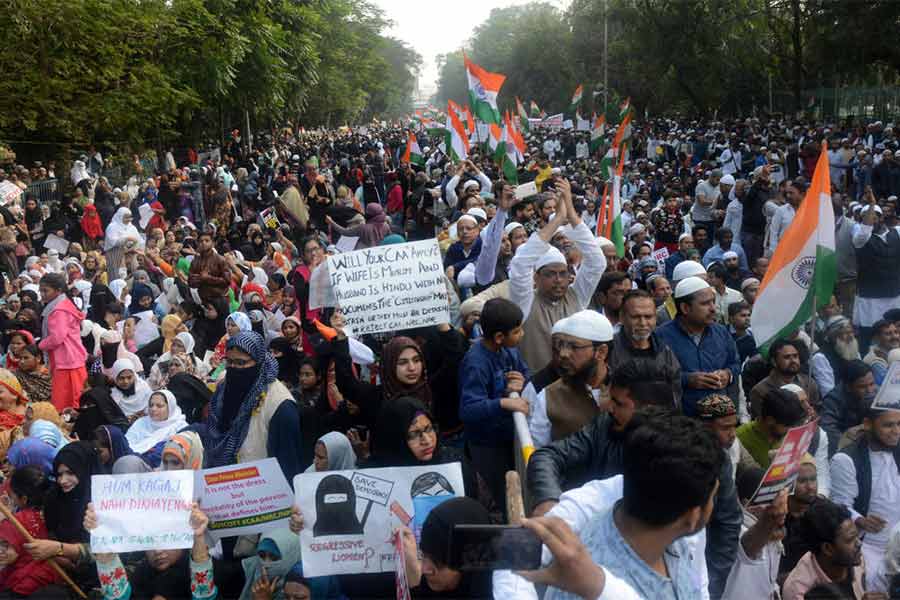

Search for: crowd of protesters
xmin=0 ymin=114 xmax=896 ymax=599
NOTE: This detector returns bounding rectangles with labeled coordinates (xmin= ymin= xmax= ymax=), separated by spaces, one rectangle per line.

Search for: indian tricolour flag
xmin=516 ymin=97 xmax=530 ymax=132
xmin=501 ymin=111 xmax=519 ymax=183
xmin=751 ymin=147 xmax=836 ymax=355
xmin=570 ymin=84 xmax=583 ymax=112
xmin=590 ymin=114 xmax=606 ymax=153
xmin=464 ymin=54 xmax=505 ymax=125
xmin=445 ymin=101 xmax=470 ymax=161
xmin=402 ymin=132 xmax=425 ymax=166
xmin=530 ymin=100 xmax=541 ymax=117
xmin=603 ymin=153 xmax=626 ymax=257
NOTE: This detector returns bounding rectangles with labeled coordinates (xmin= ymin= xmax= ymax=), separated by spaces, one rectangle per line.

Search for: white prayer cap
xmin=596 ymin=236 xmax=614 ymax=248
xmin=864 ymin=204 xmax=883 ymax=215
xmin=781 ymin=383 xmax=804 ymax=396
xmin=675 ymin=276 xmax=711 ymax=299
xmin=463 ymin=180 xmax=480 ymax=191
xmin=672 ymin=260 xmax=707 ymax=282
xmin=456 ymin=214 xmax=478 ymax=226
xmin=740 ymin=277 xmax=760 ymax=291
xmin=466 ymin=207 xmax=487 ymax=221
xmin=722 ymin=250 xmax=739 ymax=261
xmin=678 ymin=232 xmax=692 ymax=243
xmin=551 ymin=310 xmax=614 ymax=343
xmin=504 ymin=222 xmax=524 ymax=235
xmin=720 ymin=174 xmax=736 ymax=186
xmin=628 ymin=223 xmax=646 ymax=237
xmin=535 ymin=246 xmax=567 ymax=271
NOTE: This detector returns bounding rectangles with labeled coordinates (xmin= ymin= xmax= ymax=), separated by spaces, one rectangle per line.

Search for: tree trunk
xmin=790 ymin=0 xmax=803 ymax=113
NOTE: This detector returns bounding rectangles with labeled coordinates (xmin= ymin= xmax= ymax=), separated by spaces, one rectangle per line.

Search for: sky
xmin=372 ymin=0 xmax=568 ymax=99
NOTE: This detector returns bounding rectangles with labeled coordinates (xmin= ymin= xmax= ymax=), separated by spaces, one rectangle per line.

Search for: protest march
xmin=3 ymin=3 xmax=900 ymax=599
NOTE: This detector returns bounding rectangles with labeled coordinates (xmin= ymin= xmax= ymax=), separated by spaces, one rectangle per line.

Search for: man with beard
xmin=723 ymin=251 xmax=753 ymax=290
xmin=780 ymin=455 xmax=823 ymax=576
xmin=608 ymin=290 xmax=681 ymax=405
xmin=821 ymin=360 xmax=878 ymax=454
xmin=664 ymin=232 xmax=694 ymax=279
xmin=812 ymin=315 xmax=861 ymax=398
xmin=740 ymin=277 xmax=760 ymax=305
xmin=864 ymin=319 xmax=900 ymax=385
xmin=539 ymin=413 xmax=725 ymax=600
xmin=831 ymin=406 xmax=900 ymax=592
xmin=749 ymin=339 xmax=821 ymax=419
xmin=527 ymin=361 xmax=742 ymax=599
xmin=656 ymin=276 xmax=741 ymax=416
xmin=781 ymin=499 xmax=866 ymax=598
xmin=529 ymin=310 xmax=614 ymax=448
xmin=853 ymin=194 xmax=900 ymax=353
xmin=589 ymin=271 xmax=631 ymax=332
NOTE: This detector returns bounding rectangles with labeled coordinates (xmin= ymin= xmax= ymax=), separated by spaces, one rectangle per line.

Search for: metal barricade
xmin=24 ymin=178 xmax=62 ymax=205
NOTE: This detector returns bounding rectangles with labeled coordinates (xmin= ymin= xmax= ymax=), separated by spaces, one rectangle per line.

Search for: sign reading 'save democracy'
xmin=326 ymin=240 xmax=449 ymax=335
xmin=91 ymin=471 xmax=194 ymax=553
xmin=196 ymin=458 xmax=294 ymax=540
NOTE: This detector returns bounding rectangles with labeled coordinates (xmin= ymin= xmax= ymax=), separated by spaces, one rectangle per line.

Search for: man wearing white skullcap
xmin=529 ymin=310 xmax=614 ymax=448
xmin=657 ymin=258 xmax=709 ymax=326
xmin=456 ymin=188 xmax=520 ymax=292
xmin=853 ymin=192 xmax=900 ymax=351
xmin=664 ymin=232 xmax=695 ymax=280
xmin=509 ymin=179 xmax=606 ymax=372
xmin=656 ymin=276 xmax=741 ymax=417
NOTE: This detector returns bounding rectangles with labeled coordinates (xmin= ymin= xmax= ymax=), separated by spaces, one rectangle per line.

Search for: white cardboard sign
xmin=326 ymin=239 xmax=449 ymax=335
xmin=91 ymin=471 xmax=194 ymax=553
xmin=196 ymin=458 xmax=294 ymax=541
xmin=294 ymin=463 xmax=464 ymax=577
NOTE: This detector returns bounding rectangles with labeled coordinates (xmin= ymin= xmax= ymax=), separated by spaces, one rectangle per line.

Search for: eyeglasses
xmin=225 ymin=358 xmax=256 ymax=369
xmin=553 ymin=340 xmax=595 ymax=352
xmin=540 ymin=269 xmax=569 ymax=280
xmin=407 ymin=424 xmax=435 ymax=441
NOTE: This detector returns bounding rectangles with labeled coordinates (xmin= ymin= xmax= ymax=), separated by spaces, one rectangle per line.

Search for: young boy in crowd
xmin=459 ymin=297 xmax=530 ymax=512
xmin=729 ymin=301 xmax=757 ymax=364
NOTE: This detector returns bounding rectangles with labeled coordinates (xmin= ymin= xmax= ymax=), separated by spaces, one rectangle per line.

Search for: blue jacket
xmin=458 ymin=340 xmax=530 ymax=446
xmin=656 ymin=318 xmax=741 ymax=416
xmin=444 ymin=237 xmax=482 ymax=277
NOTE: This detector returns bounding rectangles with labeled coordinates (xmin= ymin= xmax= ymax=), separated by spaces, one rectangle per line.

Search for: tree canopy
xmin=434 ymin=0 xmax=900 ymax=119
xmin=0 ymin=0 xmax=421 ymax=149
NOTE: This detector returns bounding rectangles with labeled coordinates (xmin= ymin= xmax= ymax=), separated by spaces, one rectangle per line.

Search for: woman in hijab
xmin=279 ymin=316 xmax=303 ymax=353
xmin=325 ymin=202 xmax=391 ymax=249
xmin=82 ymin=251 xmax=107 ymax=286
xmin=212 ymin=311 xmax=252 ymax=366
xmin=307 ymin=431 xmax=357 ymax=472
xmin=127 ymin=282 xmax=156 ymax=317
xmin=23 ymin=196 xmax=45 ymax=253
xmin=239 ymin=529 xmax=302 ymax=600
xmin=160 ymin=431 xmax=204 ymax=470
xmin=72 ymin=373 xmax=130 ymax=441
xmin=0 ymin=330 xmax=32 ymax=371
xmin=13 ymin=344 xmax=51 ymax=405
xmin=148 ymin=331 xmax=208 ymax=389
xmin=97 ymin=329 xmax=143 ymax=379
xmin=41 ymin=441 xmax=99 ymax=547
xmin=28 ymin=420 xmax=66 ymax=451
xmin=165 ymin=354 xmax=212 ymax=424
xmin=109 ymin=359 xmax=152 ymax=420
xmin=104 ymin=207 xmax=142 ymax=280
xmin=202 ymin=331 xmax=301 ymax=481
xmin=80 ymin=203 xmax=104 ymax=250
xmin=405 ymin=497 xmax=495 ymax=598
xmin=0 ymin=369 xmax=28 ymax=431
xmin=6 ymin=438 xmax=56 ymax=476
xmin=125 ymin=390 xmax=188 ymax=454
xmin=23 ymin=402 xmax=63 ymax=435
xmin=332 ymin=333 xmax=433 ymax=427
xmin=92 ymin=425 xmax=133 ymax=474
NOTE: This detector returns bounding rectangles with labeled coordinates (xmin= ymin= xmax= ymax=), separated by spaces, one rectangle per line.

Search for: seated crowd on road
xmin=0 ymin=116 xmax=898 ymax=599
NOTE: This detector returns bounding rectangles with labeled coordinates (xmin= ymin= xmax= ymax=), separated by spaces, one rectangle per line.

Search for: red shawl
xmin=0 ymin=508 xmax=59 ymax=595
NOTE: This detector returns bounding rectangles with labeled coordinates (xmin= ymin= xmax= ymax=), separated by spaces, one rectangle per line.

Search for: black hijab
xmin=44 ymin=442 xmax=100 ymax=543
xmin=368 ymin=396 xmax=442 ymax=468
xmin=87 ymin=284 xmax=114 ymax=324
xmin=269 ymin=336 xmax=302 ymax=387
xmin=73 ymin=378 xmax=130 ymax=440
xmin=166 ymin=371 xmax=212 ymax=424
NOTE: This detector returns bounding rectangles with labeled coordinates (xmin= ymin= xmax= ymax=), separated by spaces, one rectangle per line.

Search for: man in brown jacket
xmin=188 ymin=230 xmax=231 ymax=306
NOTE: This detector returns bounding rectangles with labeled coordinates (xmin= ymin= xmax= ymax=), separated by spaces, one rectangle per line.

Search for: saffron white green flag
xmin=445 ymin=102 xmax=469 ymax=162
xmin=464 ymin=54 xmax=505 ymax=125
xmin=751 ymin=147 xmax=836 ymax=355
xmin=402 ymin=132 xmax=425 ymax=166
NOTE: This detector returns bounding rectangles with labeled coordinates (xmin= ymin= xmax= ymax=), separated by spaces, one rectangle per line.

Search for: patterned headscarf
xmin=204 ymin=332 xmax=279 ymax=467
xmin=696 ymin=394 xmax=737 ymax=421
xmin=161 ymin=315 xmax=183 ymax=353
xmin=380 ymin=336 xmax=431 ymax=408
xmin=162 ymin=431 xmax=204 ymax=470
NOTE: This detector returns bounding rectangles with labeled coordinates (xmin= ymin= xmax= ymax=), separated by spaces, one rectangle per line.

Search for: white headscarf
xmin=125 ymin=390 xmax=188 ymax=453
xmin=174 ymin=331 xmax=196 ymax=355
xmin=110 ymin=358 xmax=152 ymax=417
xmin=105 ymin=207 xmax=142 ymax=251
xmin=130 ymin=309 xmax=160 ymax=348
xmin=304 ymin=432 xmax=357 ymax=472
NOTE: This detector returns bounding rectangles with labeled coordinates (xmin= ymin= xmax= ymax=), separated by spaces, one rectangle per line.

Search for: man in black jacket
xmin=527 ymin=362 xmax=742 ymax=599
xmin=739 ymin=166 xmax=770 ymax=264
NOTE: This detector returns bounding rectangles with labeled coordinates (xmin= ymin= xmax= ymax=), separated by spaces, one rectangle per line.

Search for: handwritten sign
xmin=43 ymin=233 xmax=70 ymax=255
xmin=326 ymin=239 xmax=450 ymax=335
xmin=872 ymin=361 xmax=900 ymax=411
xmin=196 ymin=458 xmax=294 ymax=541
xmin=0 ymin=181 xmax=21 ymax=206
xmin=91 ymin=471 xmax=194 ymax=553
xmin=748 ymin=419 xmax=818 ymax=507
xmin=295 ymin=463 xmax=464 ymax=577
xmin=260 ymin=207 xmax=280 ymax=230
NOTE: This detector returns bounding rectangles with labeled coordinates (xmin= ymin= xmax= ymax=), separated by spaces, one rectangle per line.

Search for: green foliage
xmin=0 ymin=0 xmax=420 ymax=150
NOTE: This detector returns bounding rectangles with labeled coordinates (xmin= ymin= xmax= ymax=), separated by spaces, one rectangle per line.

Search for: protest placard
xmin=138 ymin=203 xmax=154 ymax=229
xmin=307 ymin=261 xmax=336 ymax=310
xmin=871 ymin=361 xmax=900 ymax=411
xmin=335 ymin=236 xmax=359 ymax=253
xmin=196 ymin=458 xmax=294 ymax=540
xmin=0 ymin=181 xmax=21 ymax=206
xmin=326 ymin=239 xmax=450 ymax=335
xmin=652 ymin=247 xmax=670 ymax=262
xmin=542 ymin=114 xmax=564 ymax=131
xmin=748 ymin=419 xmax=818 ymax=507
xmin=260 ymin=207 xmax=280 ymax=230
xmin=294 ymin=463 xmax=464 ymax=577
xmin=91 ymin=471 xmax=194 ymax=553
xmin=43 ymin=233 xmax=70 ymax=255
